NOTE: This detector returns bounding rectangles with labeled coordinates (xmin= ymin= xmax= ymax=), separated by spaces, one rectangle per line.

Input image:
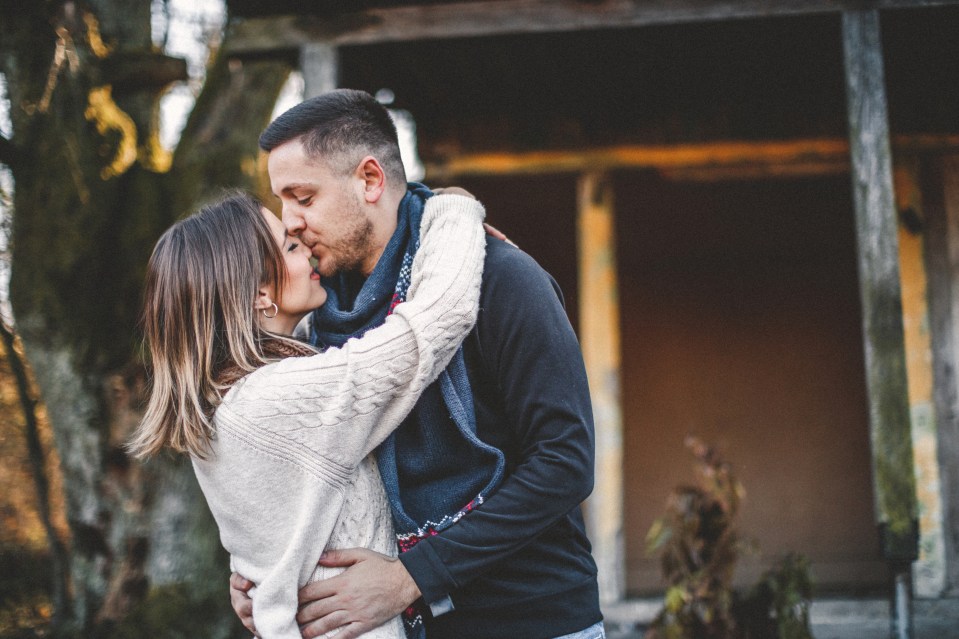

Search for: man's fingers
xmin=231 ymin=571 xmax=255 ymax=592
xmin=297 ymin=575 xmax=341 ymax=604
xmin=295 ymin=595 xmax=342 ymax=625
xmin=316 ymin=547 xmax=369 ymax=568
xmin=299 ymin=610 xmax=353 ymax=638
xmin=232 ymin=591 xmax=253 ymax=617
xmin=321 ymin=622 xmax=367 ymax=639
xmin=296 ymin=549 xmax=407 ymax=638
xmin=239 ymin=608 xmax=256 ymax=636
xmin=303 ymin=621 xmax=367 ymax=639
xmin=229 ymin=572 xmax=257 ymax=636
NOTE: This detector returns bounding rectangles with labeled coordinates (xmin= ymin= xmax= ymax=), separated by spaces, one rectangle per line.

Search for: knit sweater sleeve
xmin=191 ymin=193 xmax=485 ymax=639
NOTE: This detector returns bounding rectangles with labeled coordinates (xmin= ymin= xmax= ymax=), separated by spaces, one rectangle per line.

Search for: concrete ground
xmin=602 ymin=597 xmax=959 ymax=639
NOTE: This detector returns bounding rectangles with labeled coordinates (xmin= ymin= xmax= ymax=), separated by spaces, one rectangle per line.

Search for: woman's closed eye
xmin=286 ymin=241 xmax=300 ymax=253
xmin=297 ymin=197 xmax=311 ymax=206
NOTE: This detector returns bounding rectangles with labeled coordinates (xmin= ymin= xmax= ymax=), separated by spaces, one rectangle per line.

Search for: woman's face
xmin=260 ymin=206 xmax=328 ymax=333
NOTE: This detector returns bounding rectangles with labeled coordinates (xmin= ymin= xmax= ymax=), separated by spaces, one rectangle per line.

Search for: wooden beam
xmin=843 ymin=8 xmax=918 ymax=564
xmin=657 ymin=162 xmax=848 ymax=181
xmin=225 ymin=0 xmax=959 ymax=53
xmin=423 ymin=134 xmax=959 ymax=181
xmin=577 ymin=171 xmax=625 ymax=604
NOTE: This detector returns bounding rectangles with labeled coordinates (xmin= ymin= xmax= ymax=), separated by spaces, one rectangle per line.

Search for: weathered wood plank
xmin=842 ymin=9 xmax=918 ymax=563
xmin=577 ymin=171 xmax=625 ymax=604
xmin=938 ymin=155 xmax=959 ymax=596
xmin=300 ymin=42 xmax=339 ymax=99
xmin=225 ymin=0 xmax=959 ymax=52
xmin=893 ymin=157 xmax=947 ymax=596
xmin=922 ymin=153 xmax=959 ymax=596
xmin=424 ymin=135 xmax=959 ymax=180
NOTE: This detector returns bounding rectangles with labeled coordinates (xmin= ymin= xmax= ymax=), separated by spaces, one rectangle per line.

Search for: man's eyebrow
xmin=280 ymin=182 xmax=315 ymax=195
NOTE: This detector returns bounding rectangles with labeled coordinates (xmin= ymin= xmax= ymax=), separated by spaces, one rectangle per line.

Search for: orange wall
xmin=455 ymin=171 xmax=885 ymax=594
xmin=614 ymin=172 xmax=884 ymax=594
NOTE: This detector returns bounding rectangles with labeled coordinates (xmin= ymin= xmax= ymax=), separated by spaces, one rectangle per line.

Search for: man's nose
xmin=282 ymin=207 xmax=305 ymax=235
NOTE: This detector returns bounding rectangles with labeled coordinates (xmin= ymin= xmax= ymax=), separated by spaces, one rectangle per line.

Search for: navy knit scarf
xmin=309 ymin=184 xmax=431 ymax=345
xmin=310 ymin=184 xmax=505 ymax=636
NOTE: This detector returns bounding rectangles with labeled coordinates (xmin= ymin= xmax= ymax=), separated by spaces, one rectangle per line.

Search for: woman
xmin=129 ymin=190 xmax=486 ymax=638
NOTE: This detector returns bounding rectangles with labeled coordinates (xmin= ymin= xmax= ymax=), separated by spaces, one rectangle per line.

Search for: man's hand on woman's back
xmin=229 ymin=572 xmax=258 ymax=637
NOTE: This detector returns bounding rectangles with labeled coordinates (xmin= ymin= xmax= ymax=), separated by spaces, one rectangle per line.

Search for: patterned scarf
xmin=215 ymin=335 xmax=316 ymax=389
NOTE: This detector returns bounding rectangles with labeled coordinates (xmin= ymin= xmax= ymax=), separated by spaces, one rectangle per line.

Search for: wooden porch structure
xmin=224 ymin=2 xmax=959 ymax=634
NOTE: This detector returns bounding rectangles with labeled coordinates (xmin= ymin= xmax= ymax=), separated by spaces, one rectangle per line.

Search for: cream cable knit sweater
xmin=192 ymin=194 xmax=486 ymax=639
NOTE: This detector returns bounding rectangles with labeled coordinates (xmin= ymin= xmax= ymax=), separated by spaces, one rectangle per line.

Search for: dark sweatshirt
xmin=397 ymin=237 xmax=602 ymax=639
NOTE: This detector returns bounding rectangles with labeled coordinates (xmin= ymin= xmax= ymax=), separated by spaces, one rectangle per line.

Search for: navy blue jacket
xmin=397 ymin=237 xmax=602 ymax=639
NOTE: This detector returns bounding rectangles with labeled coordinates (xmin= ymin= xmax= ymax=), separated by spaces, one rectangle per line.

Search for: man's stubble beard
xmin=321 ymin=190 xmax=376 ymax=277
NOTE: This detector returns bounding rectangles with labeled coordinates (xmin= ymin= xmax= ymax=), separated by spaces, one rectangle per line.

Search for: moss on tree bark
xmin=1 ymin=1 xmax=292 ymax=634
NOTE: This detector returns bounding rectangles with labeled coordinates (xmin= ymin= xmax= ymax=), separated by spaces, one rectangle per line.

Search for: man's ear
xmin=354 ymin=155 xmax=387 ymax=204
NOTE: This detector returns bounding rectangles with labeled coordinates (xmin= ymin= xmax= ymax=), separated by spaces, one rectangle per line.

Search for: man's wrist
xmin=398 ymin=541 xmax=458 ymax=605
xmin=395 ymin=556 xmax=422 ymax=605
xmin=394 ymin=555 xmax=456 ymax=617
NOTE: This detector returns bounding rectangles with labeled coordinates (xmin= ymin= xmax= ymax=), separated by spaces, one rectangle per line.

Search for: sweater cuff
xmin=399 ymin=540 xmax=457 ymax=614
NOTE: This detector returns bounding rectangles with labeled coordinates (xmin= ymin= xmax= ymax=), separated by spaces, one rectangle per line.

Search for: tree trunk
xmin=0 ymin=1 xmax=291 ymax=634
xmin=0 ymin=318 xmax=71 ymax=627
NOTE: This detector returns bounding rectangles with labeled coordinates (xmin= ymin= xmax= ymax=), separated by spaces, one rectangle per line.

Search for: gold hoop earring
xmin=262 ymin=302 xmax=278 ymax=319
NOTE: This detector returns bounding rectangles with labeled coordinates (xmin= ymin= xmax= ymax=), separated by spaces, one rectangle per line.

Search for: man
xmin=231 ymin=89 xmax=603 ymax=639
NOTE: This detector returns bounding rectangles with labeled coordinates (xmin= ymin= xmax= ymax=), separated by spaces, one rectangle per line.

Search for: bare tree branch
xmin=104 ymin=52 xmax=189 ymax=94
xmin=0 ymin=318 xmax=71 ymax=625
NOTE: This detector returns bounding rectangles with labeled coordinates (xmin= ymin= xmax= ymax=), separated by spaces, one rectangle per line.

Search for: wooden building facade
xmin=225 ymin=0 xmax=959 ymax=603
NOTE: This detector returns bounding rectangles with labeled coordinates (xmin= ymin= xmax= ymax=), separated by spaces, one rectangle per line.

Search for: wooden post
xmin=300 ymin=42 xmax=339 ymax=99
xmin=893 ymin=157 xmax=947 ymax=597
xmin=922 ymin=153 xmax=959 ymax=596
xmin=843 ymin=10 xmax=918 ymax=637
xmin=577 ymin=171 xmax=625 ymax=603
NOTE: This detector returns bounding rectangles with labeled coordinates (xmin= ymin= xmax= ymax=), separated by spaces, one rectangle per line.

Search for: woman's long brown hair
xmin=129 ymin=191 xmax=311 ymax=459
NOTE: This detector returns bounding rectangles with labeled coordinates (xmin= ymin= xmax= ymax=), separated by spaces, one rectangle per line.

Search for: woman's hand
xmin=483 ymin=222 xmax=517 ymax=247
xmin=433 ymin=186 xmax=517 ymax=246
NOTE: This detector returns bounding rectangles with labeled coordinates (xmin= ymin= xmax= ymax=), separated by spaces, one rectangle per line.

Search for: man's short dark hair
xmin=259 ymin=89 xmax=406 ymax=184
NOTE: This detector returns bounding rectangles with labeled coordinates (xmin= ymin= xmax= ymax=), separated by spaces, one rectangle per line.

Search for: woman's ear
xmin=253 ymin=287 xmax=274 ymax=312
xmin=354 ymin=155 xmax=387 ymax=203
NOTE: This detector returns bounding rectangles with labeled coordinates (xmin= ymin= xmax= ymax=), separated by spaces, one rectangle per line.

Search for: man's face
xmin=268 ymin=138 xmax=375 ymax=277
